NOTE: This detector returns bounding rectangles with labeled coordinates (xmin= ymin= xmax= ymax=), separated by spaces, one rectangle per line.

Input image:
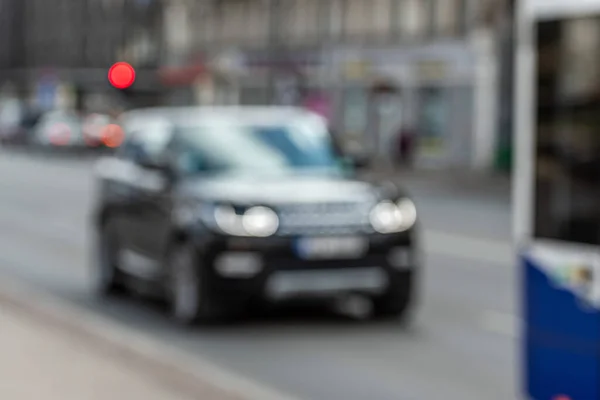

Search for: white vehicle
xmin=0 ymin=99 xmax=24 ymax=143
xmin=515 ymin=1 xmax=600 ymax=399
xmin=33 ymin=110 xmax=85 ymax=149
xmin=82 ymin=113 xmax=114 ymax=148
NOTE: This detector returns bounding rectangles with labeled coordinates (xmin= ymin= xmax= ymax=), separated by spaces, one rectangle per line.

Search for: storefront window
xmin=240 ymin=87 xmax=269 ymax=106
xmin=273 ymin=73 xmax=303 ymax=106
xmin=534 ymin=16 xmax=600 ymax=245
xmin=417 ymin=87 xmax=447 ymax=157
xmin=341 ymin=86 xmax=369 ymax=145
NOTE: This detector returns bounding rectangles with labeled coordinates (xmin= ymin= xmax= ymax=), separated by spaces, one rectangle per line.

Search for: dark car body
xmin=91 ymin=106 xmax=420 ymax=324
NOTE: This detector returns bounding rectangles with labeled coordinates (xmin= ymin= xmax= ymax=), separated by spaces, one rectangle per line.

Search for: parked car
xmin=82 ymin=113 xmax=117 ymax=150
xmin=91 ymin=106 xmax=420 ymax=325
xmin=32 ymin=110 xmax=86 ymax=151
xmin=0 ymin=99 xmax=24 ymax=145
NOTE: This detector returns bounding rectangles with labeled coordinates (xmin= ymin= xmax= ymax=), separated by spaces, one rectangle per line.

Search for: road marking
xmin=424 ymin=230 xmax=513 ymax=265
xmin=480 ymin=310 xmax=519 ymax=339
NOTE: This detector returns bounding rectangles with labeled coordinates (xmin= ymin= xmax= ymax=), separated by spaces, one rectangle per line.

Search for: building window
xmin=245 ymin=1 xmax=269 ymax=45
xmin=197 ymin=7 xmax=217 ymax=47
xmin=432 ymin=0 xmax=460 ymax=37
xmin=284 ymin=0 xmax=320 ymax=44
xmin=341 ymin=85 xmax=369 ymax=143
xmin=320 ymin=0 xmax=341 ymax=41
xmin=221 ymin=2 xmax=245 ymax=44
xmin=341 ymin=0 xmax=394 ymax=41
xmin=164 ymin=1 xmax=191 ymax=52
xmin=343 ymin=0 xmax=369 ymax=39
xmin=369 ymin=0 xmax=393 ymax=39
xmin=456 ymin=0 xmax=469 ymax=35
xmin=397 ymin=0 xmax=427 ymax=40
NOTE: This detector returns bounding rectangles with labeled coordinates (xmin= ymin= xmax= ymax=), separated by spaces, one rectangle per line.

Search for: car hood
xmin=181 ymin=174 xmax=404 ymax=205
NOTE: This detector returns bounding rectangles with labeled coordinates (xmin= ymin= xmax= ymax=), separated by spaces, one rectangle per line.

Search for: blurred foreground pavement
xmin=0 ymin=303 xmax=227 ymax=400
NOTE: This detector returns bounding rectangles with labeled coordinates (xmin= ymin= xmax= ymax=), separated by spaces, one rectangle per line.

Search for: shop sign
xmin=343 ymin=60 xmax=371 ymax=80
xmin=36 ymin=73 xmax=59 ymax=111
xmin=415 ymin=60 xmax=448 ymax=81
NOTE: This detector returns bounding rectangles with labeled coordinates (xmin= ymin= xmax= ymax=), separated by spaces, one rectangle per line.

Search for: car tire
xmin=372 ymin=289 xmax=415 ymax=324
xmin=94 ymin=220 xmax=127 ymax=297
xmin=166 ymin=242 xmax=221 ymax=327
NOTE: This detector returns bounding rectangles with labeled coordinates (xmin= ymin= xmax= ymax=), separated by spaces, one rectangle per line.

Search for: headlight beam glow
xmin=213 ymin=205 xmax=279 ymax=237
xmin=369 ymin=199 xmax=416 ymax=234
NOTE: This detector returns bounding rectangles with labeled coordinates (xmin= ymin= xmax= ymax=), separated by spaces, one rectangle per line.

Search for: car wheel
xmin=167 ymin=243 xmax=219 ymax=326
xmin=94 ymin=220 xmax=127 ymax=297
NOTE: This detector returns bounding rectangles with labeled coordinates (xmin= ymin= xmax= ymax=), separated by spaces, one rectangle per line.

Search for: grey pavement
xmin=0 ymin=151 xmax=518 ymax=400
xmin=0 ymin=303 xmax=211 ymax=400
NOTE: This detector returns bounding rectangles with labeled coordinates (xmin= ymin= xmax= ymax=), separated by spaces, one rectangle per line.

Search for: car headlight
xmin=213 ymin=205 xmax=279 ymax=237
xmin=242 ymin=206 xmax=279 ymax=237
xmin=369 ymin=198 xmax=417 ymax=234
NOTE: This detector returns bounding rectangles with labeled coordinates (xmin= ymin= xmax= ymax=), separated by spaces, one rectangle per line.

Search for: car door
xmin=128 ymin=123 xmax=175 ymax=275
xmin=109 ymin=129 xmax=153 ymax=275
xmin=93 ymin=133 xmax=141 ymax=259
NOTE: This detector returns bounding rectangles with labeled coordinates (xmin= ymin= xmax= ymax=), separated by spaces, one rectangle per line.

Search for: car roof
xmin=120 ymin=106 xmax=325 ymax=129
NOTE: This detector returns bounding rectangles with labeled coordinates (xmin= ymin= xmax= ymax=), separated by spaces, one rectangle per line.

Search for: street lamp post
xmin=497 ymin=0 xmax=516 ymax=172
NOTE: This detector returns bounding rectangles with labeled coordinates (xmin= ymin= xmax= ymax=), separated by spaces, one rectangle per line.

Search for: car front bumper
xmin=189 ymin=231 xmax=419 ymax=307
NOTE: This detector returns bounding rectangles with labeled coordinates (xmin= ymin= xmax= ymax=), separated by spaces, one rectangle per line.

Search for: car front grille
xmin=275 ymin=202 xmax=374 ymax=236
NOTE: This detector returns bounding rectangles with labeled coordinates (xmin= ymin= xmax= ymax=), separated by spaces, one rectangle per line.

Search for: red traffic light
xmin=108 ymin=62 xmax=136 ymax=89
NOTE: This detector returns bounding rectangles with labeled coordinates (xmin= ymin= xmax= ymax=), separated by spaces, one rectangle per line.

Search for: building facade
xmin=0 ymin=0 xmax=510 ymax=171
xmin=161 ymin=0 xmax=506 ymax=170
xmin=0 ymin=0 xmax=165 ymax=111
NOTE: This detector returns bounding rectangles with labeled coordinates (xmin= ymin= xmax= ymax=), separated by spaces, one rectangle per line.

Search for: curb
xmin=0 ymin=275 xmax=300 ymax=400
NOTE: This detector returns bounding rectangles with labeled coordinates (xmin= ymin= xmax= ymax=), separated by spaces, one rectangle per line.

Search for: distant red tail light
xmin=48 ymin=123 xmax=71 ymax=146
xmin=101 ymin=124 xmax=124 ymax=148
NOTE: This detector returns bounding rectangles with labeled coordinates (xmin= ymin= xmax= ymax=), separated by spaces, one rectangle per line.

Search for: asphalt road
xmin=0 ymin=151 xmax=518 ymax=400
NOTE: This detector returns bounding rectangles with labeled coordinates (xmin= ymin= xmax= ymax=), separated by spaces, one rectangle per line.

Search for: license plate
xmin=266 ymin=268 xmax=387 ymax=299
xmin=294 ymin=236 xmax=368 ymax=260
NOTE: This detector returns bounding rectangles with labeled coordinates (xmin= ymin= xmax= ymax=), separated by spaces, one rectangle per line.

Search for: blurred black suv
xmin=91 ymin=106 xmax=420 ymax=325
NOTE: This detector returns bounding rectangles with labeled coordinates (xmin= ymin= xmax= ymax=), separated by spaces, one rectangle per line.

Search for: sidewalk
xmin=0 ymin=303 xmax=224 ymax=400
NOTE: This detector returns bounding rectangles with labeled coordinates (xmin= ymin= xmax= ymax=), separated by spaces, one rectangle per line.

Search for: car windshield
xmin=176 ymin=118 xmax=349 ymax=176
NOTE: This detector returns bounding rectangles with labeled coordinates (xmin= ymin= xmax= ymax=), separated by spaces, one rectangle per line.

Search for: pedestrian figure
xmin=396 ymin=126 xmax=416 ymax=167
